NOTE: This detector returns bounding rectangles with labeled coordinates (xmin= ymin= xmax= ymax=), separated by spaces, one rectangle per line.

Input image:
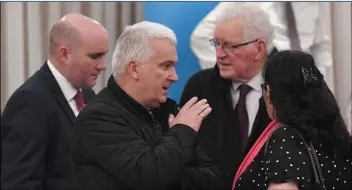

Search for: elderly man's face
xmin=137 ymin=38 xmax=178 ymax=108
xmin=214 ymin=18 xmax=262 ymax=83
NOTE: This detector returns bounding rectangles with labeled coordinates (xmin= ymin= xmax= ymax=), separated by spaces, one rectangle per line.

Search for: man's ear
xmin=254 ymin=39 xmax=267 ymax=61
xmin=59 ymin=46 xmax=69 ymax=64
xmin=127 ymin=60 xmax=139 ymax=80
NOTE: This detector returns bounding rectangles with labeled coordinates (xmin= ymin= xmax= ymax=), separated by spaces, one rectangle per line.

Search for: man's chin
xmin=219 ymin=70 xmax=235 ymax=80
xmin=159 ymin=96 xmax=168 ymax=103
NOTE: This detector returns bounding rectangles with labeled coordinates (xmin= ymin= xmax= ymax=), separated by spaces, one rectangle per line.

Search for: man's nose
xmin=216 ymin=46 xmax=227 ymax=58
xmin=97 ymin=60 xmax=106 ymax=71
xmin=169 ymin=67 xmax=178 ymax=82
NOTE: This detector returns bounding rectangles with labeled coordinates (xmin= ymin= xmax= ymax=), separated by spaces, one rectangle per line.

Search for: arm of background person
xmin=309 ymin=2 xmax=333 ymax=77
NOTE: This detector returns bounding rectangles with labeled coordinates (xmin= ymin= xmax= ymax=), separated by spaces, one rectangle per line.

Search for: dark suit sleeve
xmin=180 ymin=72 xmax=205 ymax=107
xmin=75 ymin=109 xmax=200 ymax=190
xmin=1 ymin=91 xmax=51 ymax=189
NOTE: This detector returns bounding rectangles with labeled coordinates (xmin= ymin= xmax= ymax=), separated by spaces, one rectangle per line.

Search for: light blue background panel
xmin=144 ymin=2 xmax=219 ymax=103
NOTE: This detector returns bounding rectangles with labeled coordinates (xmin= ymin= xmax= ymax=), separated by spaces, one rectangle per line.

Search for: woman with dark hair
xmin=232 ymin=50 xmax=351 ymax=190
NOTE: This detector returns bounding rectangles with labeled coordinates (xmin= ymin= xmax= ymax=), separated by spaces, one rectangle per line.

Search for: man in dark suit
xmin=180 ymin=4 xmax=276 ymax=188
xmin=1 ymin=13 xmax=108 ymax=189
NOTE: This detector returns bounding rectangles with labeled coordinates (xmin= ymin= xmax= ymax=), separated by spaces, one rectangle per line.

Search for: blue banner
xmin=144 ymin=2 xmax=218 ymax=103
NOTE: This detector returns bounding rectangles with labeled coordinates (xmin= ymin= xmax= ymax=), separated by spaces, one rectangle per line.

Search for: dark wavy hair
xmin=263 ymin=50 xmax=350 ymax=155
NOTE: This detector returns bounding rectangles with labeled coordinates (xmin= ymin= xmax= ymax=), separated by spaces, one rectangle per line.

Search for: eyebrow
xmin=87 ymin=51 xmax=107 ymax=58
xmin=160 ymin=60 xmax=177 ymax=65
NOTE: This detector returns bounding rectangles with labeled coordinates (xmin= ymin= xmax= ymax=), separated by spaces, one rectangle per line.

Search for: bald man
xmin=1 ymin=13 xmax=109 ymax=189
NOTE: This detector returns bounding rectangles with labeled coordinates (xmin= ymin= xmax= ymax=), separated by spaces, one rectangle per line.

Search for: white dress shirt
xmin=47 ymin=60 xmax=80 ymax=117
xmin=230 ymin=71 xmax=264 ymax=136
xmin=191 ymin=2 xmax=332 ymax=77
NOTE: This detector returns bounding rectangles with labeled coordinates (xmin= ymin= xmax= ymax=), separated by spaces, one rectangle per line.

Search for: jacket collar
xmin=39 ymin=62 xmax=76 ymax=124
xmin=107 ymin=75 xmax=180 ymax=127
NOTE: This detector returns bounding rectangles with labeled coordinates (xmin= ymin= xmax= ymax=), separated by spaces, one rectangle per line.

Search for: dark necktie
xmin=234 ymin=84 xmax=252 ymax=148
xmin=285 ymin=2 xmax=302 ymax=51
xmin=145 ymin=107 xmax=164 ymax=140
xmin=74 ymin=90 xmax=86 ymax=112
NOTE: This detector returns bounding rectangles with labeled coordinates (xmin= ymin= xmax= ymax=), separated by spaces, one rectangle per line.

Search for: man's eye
xmin=89 ymin=53 xmax=104 ymax=60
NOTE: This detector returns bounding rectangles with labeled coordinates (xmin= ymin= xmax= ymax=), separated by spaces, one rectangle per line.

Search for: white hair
xmin=217 ymin=3 xmax=274 ymax=53
xmin=111 ymin=21 xmax=177 ymax=78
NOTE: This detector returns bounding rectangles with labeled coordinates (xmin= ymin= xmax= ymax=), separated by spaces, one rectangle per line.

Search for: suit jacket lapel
xmin=39 ymin=62 xmax=76 ymax=124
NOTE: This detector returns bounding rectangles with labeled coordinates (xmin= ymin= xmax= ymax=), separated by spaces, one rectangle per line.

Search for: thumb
xmin=168 ymin=114 xmax=175 ymax=127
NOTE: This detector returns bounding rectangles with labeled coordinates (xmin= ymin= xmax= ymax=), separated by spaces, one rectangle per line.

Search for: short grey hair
xmin=111 ymin=21 xmax=177 ymax=78
xmin=217 ymin=3 xmax=274 ymax=53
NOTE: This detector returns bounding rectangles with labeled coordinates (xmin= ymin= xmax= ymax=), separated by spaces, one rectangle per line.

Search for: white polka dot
xmin=291 ymin=136 xmax=294 ymax=139
xmin=286 ymin=151 xmax=290 ymax=154
xmin=288 ymin=157 xmax=291 ymax=160
xmin=290 ymin=164 xmax=293 ymax=167
xmin=274 ymin=172 xmax=277 ymax=175
xmin=321 ymin=164 xmax=323 ymax=167
xmin=252 ymin=180 xmax=255 ymax=183
xmin=276 ymin=160 xmax=279 ymax=163
xmin=282 ymin=139 xmax=286 ymax=142
xmin=303 ymin=162 xmax=306 ymax=164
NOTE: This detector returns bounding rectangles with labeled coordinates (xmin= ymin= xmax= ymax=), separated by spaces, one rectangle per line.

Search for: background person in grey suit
xmin=1 ymin=13 xmax=108 ymax=189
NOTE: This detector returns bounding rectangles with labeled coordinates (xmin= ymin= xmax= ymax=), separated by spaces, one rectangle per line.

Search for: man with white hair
xmin=180 ymin=4 xmax=274 ymax=189
xmin=71 ymin=21 xmax=223 ymax=190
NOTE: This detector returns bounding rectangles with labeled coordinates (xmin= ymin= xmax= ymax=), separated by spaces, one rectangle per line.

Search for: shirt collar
xmin=47 ymin=60 xmax=78 ymax=101
xmin=232 ymin=71 xmax=264 ymax=93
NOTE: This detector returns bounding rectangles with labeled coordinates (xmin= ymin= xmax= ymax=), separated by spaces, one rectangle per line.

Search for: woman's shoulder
xmin=268 ymin=125 xmax=304 ymax=144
